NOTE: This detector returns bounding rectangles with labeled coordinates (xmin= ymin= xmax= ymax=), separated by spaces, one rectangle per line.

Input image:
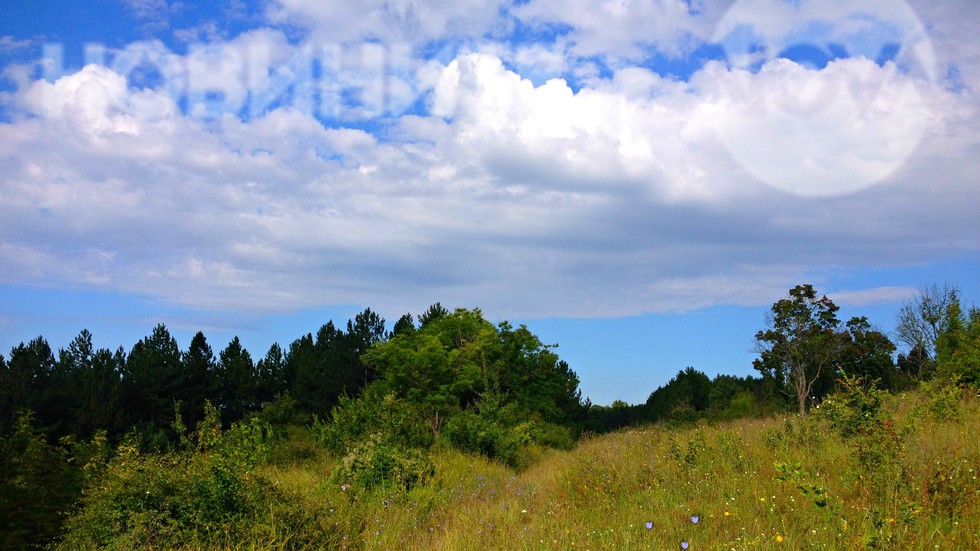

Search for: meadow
xmin=205 ymin=387 xmax=979 ymax=550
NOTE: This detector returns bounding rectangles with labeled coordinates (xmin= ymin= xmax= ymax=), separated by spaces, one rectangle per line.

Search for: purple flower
xmin=691 ymin=515 xmax=699 ymax=524
xmin=680 ymin=541 xmax=689 ymax=549
xmin=645 ymin=521 xmax=653 ymax=530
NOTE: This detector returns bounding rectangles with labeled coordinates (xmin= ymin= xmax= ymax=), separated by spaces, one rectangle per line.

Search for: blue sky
xmin=1 ymin=0 xmax=977 ymax=405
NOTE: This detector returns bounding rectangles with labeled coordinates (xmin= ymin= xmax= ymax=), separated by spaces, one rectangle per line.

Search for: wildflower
xmin=341 ymin=484 xmax=351 ymax=491
xmin=724 ymin=511 xmax=730 ymax=517
xmin=645 ymin=521 xmax=653 ymax=529
xmin=776 ymin=535 xmax=783 ymax=542
xmin=681 ymin=541 xmax=689 ymax=549
xmin=760 ymin=497 xmax=766 ymax=502
xmin=691 ymin=515 xmax=699 ymax=524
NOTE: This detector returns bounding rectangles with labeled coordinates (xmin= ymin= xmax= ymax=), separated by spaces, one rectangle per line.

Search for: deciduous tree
xmin=754 ymin=284 xmax=844 ymax=416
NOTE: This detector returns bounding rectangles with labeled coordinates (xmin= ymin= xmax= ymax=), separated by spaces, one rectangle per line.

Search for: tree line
xmin=586 ymin=283 xmax=978 ymax=430
xmin=2 ymin=285 xmax=977 ymax=446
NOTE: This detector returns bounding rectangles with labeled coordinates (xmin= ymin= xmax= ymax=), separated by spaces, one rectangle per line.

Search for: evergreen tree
xmin=1 ymin=337 xmax=55 ymax=436
xmin=121 ymin=324 xmax=183 ymax=432
xmin=255 ymin=342 xmax=287 ymax=405
xmin=217 ymin=337 xmax=256 ymax=422
xmin=181 ymin=332 xmax=218 ymax=428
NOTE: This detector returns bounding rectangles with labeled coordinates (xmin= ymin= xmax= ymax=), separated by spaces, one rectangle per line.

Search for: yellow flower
xmin=776 ymin=535 xmax=783 ymax=542
xmin=724 ymin=511 xmax=730 ymax=516
xmin=760 ymin=497 xmax=766 ymax=502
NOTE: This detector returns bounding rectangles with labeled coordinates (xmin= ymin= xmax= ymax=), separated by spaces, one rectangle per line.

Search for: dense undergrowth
xmin=51 ymin=384 xmax=979 ymax=550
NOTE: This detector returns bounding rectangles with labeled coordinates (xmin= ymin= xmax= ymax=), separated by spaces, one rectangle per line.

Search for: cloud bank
xmin=0 ymin=0 xmax=977 ymax=320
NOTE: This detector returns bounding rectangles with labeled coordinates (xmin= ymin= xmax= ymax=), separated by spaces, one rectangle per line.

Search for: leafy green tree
xmin=897 ymin=344 xmax=928 ymax=382
xmin=645 ymin=367 xmax=712 ymax=422
xmin=367 ymin=309 xmax=496 ymax=431
xmin=495 ymin=322 xmax=583 ymax=425
xmin=896 ymin=284 xmax=959 ymax=380
xmin=754 ymin=284 xmax=844 ymax=416
xmin=0 ymin=412 xmax=84 ymax=549
xmin=364 ymin=308 xmax=583 ymax=446
xmin=707 ymin=374 xmax=753 ymax=417
xmin=838 ymin=317 xmax=897 ymax=389
xmin=935 ymin=301 xmax=980 ymax=387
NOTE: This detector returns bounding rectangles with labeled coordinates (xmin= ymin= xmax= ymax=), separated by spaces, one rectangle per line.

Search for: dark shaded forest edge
xmin=1 ymin=284 xmax=978 ymax=549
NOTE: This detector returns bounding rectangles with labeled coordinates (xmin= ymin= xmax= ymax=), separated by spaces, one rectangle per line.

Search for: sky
xmin=0 ymin=0 xmax=977 ymax=405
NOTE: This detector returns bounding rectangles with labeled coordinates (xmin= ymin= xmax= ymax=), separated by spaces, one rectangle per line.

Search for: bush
xmin=910 ymin=379 xmax=963 ymax=423
xmin=314 ymin=388 xmax=434 ymax=455
xmin=333 ymin=433 xmax=435 ymax=491
xmin=821 ymin=371 xmax=888 ymax=439
xmin=57 ymin=412 xmax=275 ymax=549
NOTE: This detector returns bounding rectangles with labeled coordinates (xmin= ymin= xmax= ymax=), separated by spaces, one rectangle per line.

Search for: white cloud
xmin=829 ymin=286 xmax=917 ymax=307
xmin=514 ymin=0 xmax=720 ymax=62
xmin=0 ymin=1 xmax=977 ymax=321
xmin=693 ymin=56 xmax=933 ymax=196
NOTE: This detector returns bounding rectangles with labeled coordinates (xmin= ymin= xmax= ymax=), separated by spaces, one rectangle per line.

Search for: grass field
xmin=250 ymin=389 xmax=978 ymax=550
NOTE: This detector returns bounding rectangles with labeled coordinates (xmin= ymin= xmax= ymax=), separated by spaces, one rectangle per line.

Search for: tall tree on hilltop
xmin=754 ymin=284 xmax=844 ymax=416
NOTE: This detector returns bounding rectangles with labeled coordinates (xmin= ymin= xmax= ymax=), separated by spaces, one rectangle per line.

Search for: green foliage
xmin=910 ymin=379 xmax=963 ymax=422
xmin=314 ymin=388 xmax=434 ymax=455
xmin=821 ymin=370 xmax=888 ymax=439
xmin=774 ymin=460 xmax=829 ymax=508
xmin=754 ymin=284 xmax=845 ymax=415
xmin=819 ymin=372 xmax=911 ymax=536
xmin=58 ymin=410 xmax=275 ymax=549
xmin=442 ymin=405 xmax=542 ymax=468
xmin=0 ymin=412 xmax=86 ymax=549
xmin=936 ymin=303 xmax=980 ymax=387
xmin=333 ymin=432 xmax=435 ymax=491
xmin=645 ymin=367 xmax=712 ymax=422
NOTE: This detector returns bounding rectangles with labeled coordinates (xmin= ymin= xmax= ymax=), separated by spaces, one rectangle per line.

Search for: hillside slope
xmin=254 ymin=389 xmax=978 ymax=550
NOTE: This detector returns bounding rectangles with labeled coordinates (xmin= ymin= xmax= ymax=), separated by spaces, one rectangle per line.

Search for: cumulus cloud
xmin=0 ymin=0 xmax=976 ymax=321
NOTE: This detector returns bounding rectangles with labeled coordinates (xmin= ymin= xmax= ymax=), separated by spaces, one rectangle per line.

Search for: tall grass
xmin=61 ymin=390 xmax=979 ymax=550
xmin=262 ymin=390 xmax=978 ymax=550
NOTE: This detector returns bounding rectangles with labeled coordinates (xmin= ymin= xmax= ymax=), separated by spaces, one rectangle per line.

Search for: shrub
xmin=821 ymin=371 xmax=888 ymax=439
xmin=57 ymin=412 xmax=275 ymax=549
xmin=333 ymin=433 xmax=435 ymax=491
xmin=314 ymin=388 xmax=433 ymax=455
